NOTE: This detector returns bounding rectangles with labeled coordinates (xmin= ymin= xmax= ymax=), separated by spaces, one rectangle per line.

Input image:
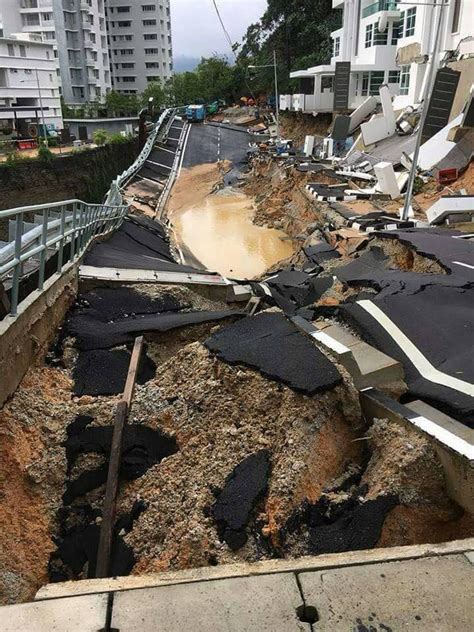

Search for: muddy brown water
xmin=170 ymin=188 xmax=295 ymax=279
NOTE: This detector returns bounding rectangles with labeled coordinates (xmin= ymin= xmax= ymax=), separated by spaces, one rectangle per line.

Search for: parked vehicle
xmin=186 ymin=104 xmax=206 ymax=123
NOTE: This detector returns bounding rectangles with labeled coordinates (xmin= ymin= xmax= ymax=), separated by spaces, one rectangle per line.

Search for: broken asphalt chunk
xmin=211 ymin=450 xmax=271 ymax=551
xmin=204 ymin=312 xmax=342 ymax=396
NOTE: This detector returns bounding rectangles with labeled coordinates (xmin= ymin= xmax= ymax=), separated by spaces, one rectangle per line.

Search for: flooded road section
xmin=168 ymin=164 xmax=294 ymax=279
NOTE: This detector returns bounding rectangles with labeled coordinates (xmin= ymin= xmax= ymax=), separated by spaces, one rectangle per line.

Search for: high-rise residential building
xmin=0 ymin=0 xmax=112 ymax=104
xmin=0 ymin=32 xmax=63 ymax=131
xmin=280 ymin=0 xmax=473 ymax=115
xmin=106 ymin=0 xmax=173 ymax=94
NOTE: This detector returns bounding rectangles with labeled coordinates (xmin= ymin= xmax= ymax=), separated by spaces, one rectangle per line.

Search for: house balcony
xmin=362 ymin=1 xmax=401 ymax=19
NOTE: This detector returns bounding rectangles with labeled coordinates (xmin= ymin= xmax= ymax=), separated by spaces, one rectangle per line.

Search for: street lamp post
xmin=248 ymin=49 xmax=281 ymax=142
xmin=401 ymin=0 xmax=447 ymax=221
xmin=35 ymin=67 xmax=48 ymax=144
xmin=20 ymin=69 xmax=48 ymax=144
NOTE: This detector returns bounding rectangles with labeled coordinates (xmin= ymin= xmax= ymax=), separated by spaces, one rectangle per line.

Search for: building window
xmin=365 ymin=23 xmax=373 ymax=48
xmin=142 ymin=4 xmax=156 ymax=10
xmin=117 ymin=6 xmax=130 ymax=12
xmin=143 ymin=19 xmax=157 ymax=26
xmin=144 ymin=33 xmax=157 ymax=40
xmin=333 ymin=36 xmax=340 ymax=57
xmin=388 ymin=70 xmax=400 ymax=83
xmin=400 ymin=65 xmax=410 ymax=95
xmin=369 ymin=71 xmax=385 ymax=95
xmin=391 ymin=19 xmax=402 ymax=45
xmin=117 ymin=21 xmax=131 ymax=27
xmin=7 ymin=44 xmax=15 ymax=56
xmin=19 ymin=45 xmax=27 ymax=57
xmin=121 ymin=62 xmax=135 ymax=68
xmin=451 ymin=0 xmax=461 ymax=33
xmin=145 ymin=48 xmax=158 ymax=54
xmin=321 ymin=76 xmax=334 ymax=92
xmin=145 ymin=62 xmax=160 ymax=68
xmin=373 ymin=27 xmax=388 ymax=46
xmin=147 ymin=76 xmax=159 ymax=82
xmin=122 ymin=76 xmax=135 ymax=82
xmin=405 ymin=7 xmax=416 ymax=37
xmin=361 ymin=72 xmax=369 ymax=96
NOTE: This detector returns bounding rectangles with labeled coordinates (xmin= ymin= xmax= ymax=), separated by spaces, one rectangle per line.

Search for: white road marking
xmin=357 ymin=299 xmax=474 ymax=397
xmin=408 ymin=415 xmax=474 ymax=459
xmin=453 ymin=261 xmax=474 ymax=270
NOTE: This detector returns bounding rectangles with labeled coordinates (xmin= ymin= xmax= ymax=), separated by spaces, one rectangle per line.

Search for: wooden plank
xmin=95 ymin=336 xmax=144 ymax=579
xmin=122 ymin=336 xmax=144 ymax=407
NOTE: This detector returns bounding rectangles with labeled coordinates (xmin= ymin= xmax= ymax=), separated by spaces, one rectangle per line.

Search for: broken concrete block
xmin=348 ymin=96 xmax=377 ymax=134
xmin=360 ymin=86 xmax=396 ymax=146
xmin=303 ymin=135 xmax=315 ymax=157
xmin=374 ymin=161 xmax=400 ymax=199
xmin=426 ymin=195 xmax=474 ymax=225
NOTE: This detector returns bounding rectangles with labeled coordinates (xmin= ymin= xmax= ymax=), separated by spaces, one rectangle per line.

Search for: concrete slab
xmin=111 ymin=573 xmax=309 ymax=631
xmin=0 ymin=594 xmax=107 ymax=632
xmin=35 ymin=538 xmax=474 ymax=600
xmin=299 ymin=554 xmax=474 ymax=631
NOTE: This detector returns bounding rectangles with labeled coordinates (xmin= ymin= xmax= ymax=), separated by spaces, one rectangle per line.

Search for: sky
xmin=170 ymin=0 xmax=268 ymax=64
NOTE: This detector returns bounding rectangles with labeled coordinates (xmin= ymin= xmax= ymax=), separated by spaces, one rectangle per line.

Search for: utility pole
xmin=248 ymin=50 xmax=281 ymax=143
xmin=35 ymin=67 xmax=48 ymax=144
xmin=401 ymin=0 xmax=447 ymax=221
xmin=274 ymin=49 xmax=280 ymax=142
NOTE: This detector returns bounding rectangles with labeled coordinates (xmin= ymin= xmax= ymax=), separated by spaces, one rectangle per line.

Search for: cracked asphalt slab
xmin=205 ymin=312 xmax=342 ymax=396
xmin=84 ymin=216 xmax=204 ymax=274
xmin=334 ymin=237 xmax=474 ymax=425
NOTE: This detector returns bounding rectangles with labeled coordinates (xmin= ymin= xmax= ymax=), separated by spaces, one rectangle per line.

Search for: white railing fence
xmin=0 ymin=108 xmax=177 ymax=317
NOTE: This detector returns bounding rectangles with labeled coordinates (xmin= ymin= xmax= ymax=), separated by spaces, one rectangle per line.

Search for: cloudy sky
xmin=171 ymin=0 xmax=268 ymax=62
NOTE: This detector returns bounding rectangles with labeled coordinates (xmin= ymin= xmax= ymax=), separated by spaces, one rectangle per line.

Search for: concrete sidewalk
xmin=2 ymin=539 xmax=473 ymax=631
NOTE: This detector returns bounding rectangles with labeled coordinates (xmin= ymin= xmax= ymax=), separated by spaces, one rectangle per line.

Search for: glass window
xmin=369 ymin=71 xmax=385 ymax=95
xmin=7 ymin=44 xmax=15 ymax=56
xmin=362 ymin=72 xmax=369 ymax=96
xmin=333 ymin=36 xmax=340 ymax=57
xmin=374 ymin=27 xmax=388 ymax=46
xmin=321 ymin=76 xmax=334 ymax=92
xmin=388 ymin=70 xmax=400 ymax=83
xmin=400 ymin=65 xmax=410 ymax=95
xmin=405 ymin=7 xmax=416 ymax=37
xmin=391 ymin=19 xmax=402 ymax=45
xmin=365 ymin=23 xmax=373 ymax=48
xmin=142 ymin=4 xmax=156 ymax=10
xmin=451 ymin=0 xmax=461 ymax=33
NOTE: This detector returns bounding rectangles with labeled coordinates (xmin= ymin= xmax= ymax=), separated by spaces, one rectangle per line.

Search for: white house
xmin=0 ymin=33 xmax=63 ymax=133
xmin=281 ymin=0 xmax=474 ymax=115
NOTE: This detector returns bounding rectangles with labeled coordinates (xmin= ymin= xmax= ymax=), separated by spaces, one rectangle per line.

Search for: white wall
xmin=0 ymin=36 xmax=63 ymax=128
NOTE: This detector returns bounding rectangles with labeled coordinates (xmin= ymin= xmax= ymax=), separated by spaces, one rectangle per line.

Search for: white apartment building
xmin=0 ymin=33 xmax=63 ymax=132
xmin=106 ymin=0 xmax=173 ymax=94
xmin=281 ymin=0 xmax=474 ymax=114
xmin=0 ymin=0 xmax=112 ymax=104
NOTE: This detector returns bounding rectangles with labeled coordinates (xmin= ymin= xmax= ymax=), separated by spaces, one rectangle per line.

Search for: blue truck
xmin=186 ymin=104 xmax=206 ymax=123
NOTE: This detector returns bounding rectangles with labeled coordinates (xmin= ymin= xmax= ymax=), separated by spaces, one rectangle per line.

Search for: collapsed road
xmin=0 ymin=115 xmax=473 ymax=609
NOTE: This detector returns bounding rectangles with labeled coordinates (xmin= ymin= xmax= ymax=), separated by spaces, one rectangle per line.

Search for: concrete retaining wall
xmin=0 ymin=263 xmax=78 ymax=408
xmin=0 ymin=139 xmax=138 ymax=213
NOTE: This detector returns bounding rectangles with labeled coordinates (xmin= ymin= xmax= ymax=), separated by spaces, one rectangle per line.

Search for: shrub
xmin=47 ymin=137 xmax=59 ymax=147
xmin=38 ymin=143 xmax=54 ymax=163
xmin=107 ymin=132 xmax=130 ymax=144
xmin=93 ymin=128 xmax=109 ymax=145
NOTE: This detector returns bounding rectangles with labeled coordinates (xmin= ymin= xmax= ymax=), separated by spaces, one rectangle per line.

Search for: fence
xmin=0 ymin=108 xmax=177 ymax=317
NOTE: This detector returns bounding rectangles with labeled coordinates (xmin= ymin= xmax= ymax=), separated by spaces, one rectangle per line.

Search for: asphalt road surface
xmin=182 ymin=123 xmax=249 ymax=169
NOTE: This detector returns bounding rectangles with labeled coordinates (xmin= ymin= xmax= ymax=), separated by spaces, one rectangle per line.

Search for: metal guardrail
xmin=0 ymin=108 xmax=177 ymax=318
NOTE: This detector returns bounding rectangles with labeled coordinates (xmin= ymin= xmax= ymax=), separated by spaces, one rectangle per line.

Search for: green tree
xmin=105 ymin=90 xmax=139 ymax=117
xmin=140 ymin=81 xmax=166 ymax=109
